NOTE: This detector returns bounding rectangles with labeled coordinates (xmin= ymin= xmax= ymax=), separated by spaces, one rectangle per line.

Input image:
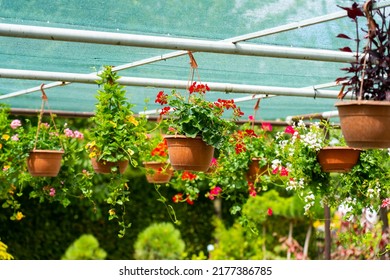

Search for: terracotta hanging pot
xmin=27 ymin=149 xmax=64 ymax=177
xmin=143 ymin=161 xmax=174 ymax=184
xmin=317 ymin=146 xmax=361 ymax=173
xmin=246 ymin=158 xmax=269 ymax=183
xmin=164 ymin=135 xmax=214 ymax=172
xmin=91 ymin=157 xmax=129 ymax=174
xmin=335 ymin=100 xmax=390 ymax=149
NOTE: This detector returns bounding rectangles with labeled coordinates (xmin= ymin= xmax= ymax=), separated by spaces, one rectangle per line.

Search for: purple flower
xmin=11 ymin=134 xmax=19 ymax=141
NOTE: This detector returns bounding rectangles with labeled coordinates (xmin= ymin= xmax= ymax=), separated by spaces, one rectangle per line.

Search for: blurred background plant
xmin=133 ymin=222 xmax=185 ymax=260
xmin=61 ymin=234 xmax=107 ymax=260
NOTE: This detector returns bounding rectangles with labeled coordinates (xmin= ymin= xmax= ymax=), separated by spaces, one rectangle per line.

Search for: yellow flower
xmin=1 ymin=134 xmax=10 ymax=141
xmin=15 ymin=211 xmax=25 ymax=221
xmin=85 ymin=141 xmax=96 ymax=150
xmin=109 ymin=121 xmax=117 ymax=128
xmin=127 ymin=149 xmax=135 ymax=156
xmin=89 ymin=151 xmax=97 ymax=159
xmin=0 ymin=143 xmax=2 ymax=149
xmin=8 ymin=185 xmax=15 ymax=195
xmin=108 ymin=209 xmax=116 ymax=216
xmin=127 ymin=115 xmax=139 ymax=126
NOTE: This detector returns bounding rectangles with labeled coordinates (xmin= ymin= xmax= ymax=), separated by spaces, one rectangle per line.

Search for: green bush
xmin=134 ymin=222 xmax=185 ymax=260
xmin=62 ymin=234 xmax=107 ymax=260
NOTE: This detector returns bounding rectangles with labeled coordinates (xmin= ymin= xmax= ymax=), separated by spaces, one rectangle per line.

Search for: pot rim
xmin=30 ymin=149 xmax=64 ymax=154
xmin=335 ymin=100 xmax=390 ymax=107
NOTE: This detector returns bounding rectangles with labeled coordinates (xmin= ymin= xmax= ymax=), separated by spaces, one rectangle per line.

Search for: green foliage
xmin=209 ymin=219 xmax=264 ymax=260
xmin=329 ymin=148 xmax=390 ymax=216
xmin=155 ymin=82 xmax=243 ymax=149
xmin=0 ymin=175 xmax=215 ymax=259
xmin=134 ymin=222 xmax=185 ymax=260
xmin=87 ymin=66 xmax=147 ymax=166
xmin=274 ymin=120 xmax=330 ymax=215
xmin=0 ymin=109 xmax=94 ymax=218
xmin=207 ymin=121 xmax=279 ymax=216
xmin=62 ymin=234 xmax=107 ymax=260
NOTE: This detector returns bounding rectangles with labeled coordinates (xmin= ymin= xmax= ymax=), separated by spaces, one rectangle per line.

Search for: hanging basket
xmin=91 ymin=158 xmax=129 ymax=174
xmin=246 ymin=158 xmax=269 ymax=183
xmin=27 ymin=149 xmax=64 ymax=177
xmin=27 ymin=84 xmax=64 ymax=177
xmin=317 ymin=146 xmax=361 ymax=173
xmin=143 ymin=161 xmax=174 ymax=184
xmin=164 ymin=135 xmax=214 ymax=172
xmin=335 ymin=100 xmax=390 ymax=149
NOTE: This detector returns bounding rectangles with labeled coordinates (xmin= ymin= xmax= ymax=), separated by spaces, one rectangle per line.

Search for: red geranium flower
xmin=172 ymin=193 xmax=183 ymax=203
xmin=181 ymin=171 xmax=197 ymax=181
xmin=155 ymin=90 xmax=168 ymax=105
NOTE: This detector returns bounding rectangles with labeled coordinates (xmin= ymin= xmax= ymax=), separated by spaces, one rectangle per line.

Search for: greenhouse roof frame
xmin=1 ymin=0 xmax=389 ymax=120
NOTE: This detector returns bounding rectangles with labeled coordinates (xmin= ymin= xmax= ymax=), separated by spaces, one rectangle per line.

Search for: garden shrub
xmin=62 ymin=234 xmax=107 ymax=260
xmin=133 ymin=222 xmax=185 ymax=260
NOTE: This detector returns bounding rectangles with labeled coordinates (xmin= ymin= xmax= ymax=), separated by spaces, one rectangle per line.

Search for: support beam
xmin=0 ymin=23 xmax=355 ymax=63
xmin=0 ymin=68 xmax=341 ymax=99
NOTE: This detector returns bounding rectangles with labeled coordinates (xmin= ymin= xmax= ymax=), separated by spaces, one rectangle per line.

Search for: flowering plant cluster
xmin=87 ymin=66 xmax=147 ymax=167
xmin=140 ymin=132 xmax=169 ymax=163
xmin=155 ymin=82 xmax=244 ymax=149
xmin=331 ymin=148 xmax=390 ymax=217
xmin=273 ymin=120 xmax=330 ymax=215
xmin=0 ymin=105 xmax=93 ymax=220
xmin=206 ymin=118 xmax=278 ymax=215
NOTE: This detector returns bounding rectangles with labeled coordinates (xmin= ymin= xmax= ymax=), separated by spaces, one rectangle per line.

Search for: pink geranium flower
xmin=382 ymin=198 xmax=390 ymax=208
xmin=261 ymin=122 xmax=272 ymax=131
xmin=10 ymin=119 xmax=22 ymax=129
xmin=284 ymin=126 xmax=296 ymax=135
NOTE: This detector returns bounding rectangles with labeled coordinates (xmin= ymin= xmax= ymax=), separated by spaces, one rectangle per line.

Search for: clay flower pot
xmin=27 ymin=149 xmax=64 ymax=177
xmin=143 ymin=161 xmax=174 ymax=184
xmin=335 ymin=100 xmax=390 ymax=149
xmin=91 ymin=158 xmax=129 ymax=174
xmin=164 ymin=135 xmax=214 ymax=172
xmin=317 ymin=146 xmax=361 ymax=173
xmin=246 ymin=158 xmax=269 ymax=183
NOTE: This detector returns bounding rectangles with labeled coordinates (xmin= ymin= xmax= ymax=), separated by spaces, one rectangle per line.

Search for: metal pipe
xmin=0 ymin=68 xmax=340 ymax=99
xmin=0 ymin=6 xmax=356 ymax=100
xmin=0 ymin=23 xmax=355 ymax=63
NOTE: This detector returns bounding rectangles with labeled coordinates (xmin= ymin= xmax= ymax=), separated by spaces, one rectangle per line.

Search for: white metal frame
xmin=1 ymin=1 xmax=389 ymax=118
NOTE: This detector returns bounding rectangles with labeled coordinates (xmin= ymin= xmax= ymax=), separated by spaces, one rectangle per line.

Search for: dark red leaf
xmin=335 ymin=77 xmax=349 ymax=84
xmin=337 ymin=3 xmax=364 ymax=19
xmin=337 ymin=34 xmax=352 ymax=40
xmin=339 ymin=47 xmax=353 ymax=52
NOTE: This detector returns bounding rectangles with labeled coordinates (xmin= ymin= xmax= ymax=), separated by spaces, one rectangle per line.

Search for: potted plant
xmin=316 ymin=121 xmax=361 ymax=173
xmin=155 ymin=82 xmax=244 ymax=171
xmin=141 ymin=132 xmax=174 ymax=184
xmin=196 ymin=117 xmax=277 ymax=217
xmin=26 ymin=121 xmax=64 ymax=177
xmin=336 ymin=0 xmax=390 ymax=148
xmin=86 ymin=66 xmax=146 ymax=174
xmin=273 ymin=120 xmax=331 ymax=215
xmin=328 ymin=148 xmax=390 ymax=220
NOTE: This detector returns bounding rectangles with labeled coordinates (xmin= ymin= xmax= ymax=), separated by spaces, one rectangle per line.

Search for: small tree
xmin=62 ymin=234 xmax=107 ymax=260
xmin=134 ymin=222 xmax=185 ymax=260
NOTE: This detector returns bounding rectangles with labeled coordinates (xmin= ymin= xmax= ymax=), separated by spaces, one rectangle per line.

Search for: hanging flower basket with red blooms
xmin=154 ymin=53 xmax=244 ymax=171
xmin=155 ymin=81 xmax=244 ymax=171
